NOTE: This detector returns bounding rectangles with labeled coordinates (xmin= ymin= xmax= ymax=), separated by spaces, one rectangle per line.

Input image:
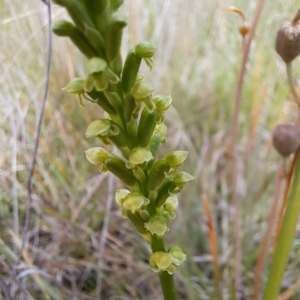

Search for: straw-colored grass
xmin=1 ymin=0 xmax=300 ymax=299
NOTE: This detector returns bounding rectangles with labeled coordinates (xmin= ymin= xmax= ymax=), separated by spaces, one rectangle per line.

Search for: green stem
xmin=151 ymin=236 xmax=177 ymax=300
xmin=262 ymin=152 xmax=300 ymax=299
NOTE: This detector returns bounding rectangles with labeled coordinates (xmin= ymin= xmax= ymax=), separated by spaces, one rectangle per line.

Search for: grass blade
xmin=262 ymin=152 xmax=300 ymax=299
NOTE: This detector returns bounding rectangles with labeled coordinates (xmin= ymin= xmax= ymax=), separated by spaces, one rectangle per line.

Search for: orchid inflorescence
xmin=52 ymin=0 xmax=193 ymax=290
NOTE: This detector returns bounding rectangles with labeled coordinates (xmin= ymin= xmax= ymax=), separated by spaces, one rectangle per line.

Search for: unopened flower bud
xmin=145 ymin=214 xmax=169 ymax=236
xmin=52 ymin=19 xmax=74 ymax=36
xmin=132 ymin=82 xmax=155 ymax=100
xmin=122 ymin=192 xmax=150 ymax=213
xmin=84 ymin=147 xmax=109 ymax=165
xmin=150 ymin=251 xmax=171 ymax=270
xmin=115 ymin=189 xmax=130 ymax=207
xmin=173 ymin=171 xmax=195 ymax=188
xmin=239 ymin=21 xmax=251 ymax=37
xmin=164 ymin=196 xmax=178 ymax=212
xmin=85 ymin=119 xmax=119 ymax=138
xmin=166 ymin=151 xmax=189 ymax=168
xmin=135 ymin=41 xmax=156 ymax=58
xmin=275 ymin=22 xmax=300 ymax=63
xmin=109 ymin=11 xmax=127 ymax=30
xmin=126 ymin=147 xmax=153 ymax=169
xmin=272 ymin=124 xmax=300 ymax=157
xmin=85 ymin=57 xmax=107 ymax=75
xmin=168 ymin=246 xmax=187 ymax=266
xmin=153 ymin=95 xmax=172 ymax=112
xmin=149 ymin=252 xmax=175 ymax=274
xmin=154 ymin=123 xmax=168 ymax=143
xmin=62 ymin=77 xmax=85 ymax=94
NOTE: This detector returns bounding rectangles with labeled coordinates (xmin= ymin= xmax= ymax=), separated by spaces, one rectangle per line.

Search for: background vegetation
xmin=1 ymin=0 xmax=300 ymax=299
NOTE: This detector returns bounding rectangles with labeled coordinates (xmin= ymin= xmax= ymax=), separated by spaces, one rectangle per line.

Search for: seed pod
xmin=109 ymin=130 xmax=129 ymax=148
xmin=84 ymin=25 xmax=106 ymax=58
xmin=150 ymin=132 xmax=162 ymax=157
xmin=122 ymin=50 xmax=142 ymax=95
xmin=87 ymin=90 xmax=116 ymax=115
xmin=147 ymin=158 xmax=170 ymax=191
xmin=156 ymin=178 xmax=176 ymax=208
xmin=124 ymin=93 xmax=137 ymax=122
xmin=52 ymin=20 xmax=98 ymax=58
xmin=272 ymin=124 xmax=300 ymax=157
xmin=239 ymin=21 xmax=251 ymax=37
xmin=105 ymin=12 xmax=127 ymax=62
xmin=53 ymin=0 xmax=96 ymax=31
xmin=103 ymin=91 xmax=122 ymax=110
xmin=126 ymin=116 xmax=138 ymax=142
xmin=110 ymin=53 xmax=123 ymax=76
xmin=126 ymin=211 xmax=147 ymax=235
xmin=275 ymin=22 xmax=300 ymax=62
xmin=104 ymin=155 xmax=138 ymax=187
xmin=138 ymin=108 xmax=157 ymax=147
xmin=82 ymin=0 xmax=109 ymax=20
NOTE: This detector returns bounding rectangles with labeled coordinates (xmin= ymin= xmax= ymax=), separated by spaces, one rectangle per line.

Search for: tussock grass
xmin=1 ymin=0 xmax=300 ymax=299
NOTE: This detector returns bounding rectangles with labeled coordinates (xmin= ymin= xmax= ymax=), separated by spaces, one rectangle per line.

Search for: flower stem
xmin=262 ymin=151 xmax=300 ymax=299
xmin=151 ymin=236 xmax=177 ymax=300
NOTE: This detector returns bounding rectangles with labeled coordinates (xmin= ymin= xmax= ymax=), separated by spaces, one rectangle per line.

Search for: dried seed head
xmin=272 ymin=124 xmax=300 ymax=157
xmin=275 ymin=11 xmax=300 ymax=62
xmin=239 ymin=21 xmax=251 ymax=37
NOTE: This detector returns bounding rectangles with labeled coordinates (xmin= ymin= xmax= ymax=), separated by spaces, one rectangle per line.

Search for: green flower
xmin=168 ymin=246 xmax=187 ymax=266
xmin=145 ymin=214 xmax=169 ymax=236
xmin=166 ymin=151 xmax=189 ymax=169
xmin=132 ymin=81 xmax=155 ymax=111
xmin=85 ymin=119 xmax=119 ymax=138
xmin=62 ymin=77 xmax=85 ymax=94
xmin=126 ymin=148 xmax=153 ymax=170
xmin=84 ymin=147 xmax=109 ymax=166
xmin=84 ymin=57 xmax=119 ymax=92
xmin=122 ymin=192 xmax=150 ymax=213
xmin=164 ymin=196 xmax=178 ymax=219
xmin=149 ymin=252 xmax=176 ymax=274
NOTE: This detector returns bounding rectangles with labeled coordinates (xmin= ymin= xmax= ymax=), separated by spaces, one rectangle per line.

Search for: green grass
xmin=1 ymin=0 xmax=300 ymax=299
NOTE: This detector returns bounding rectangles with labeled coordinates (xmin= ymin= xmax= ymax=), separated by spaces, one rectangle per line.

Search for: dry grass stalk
xmin=228 ymin=0 xmax=265 ymax=293
xmin=201 ymin=194 xmax=219 ymax=283
xmin=278 ymin=278 xmax=300 ymax=300
xmin=22 ymin=0 xmax=52 ymax=254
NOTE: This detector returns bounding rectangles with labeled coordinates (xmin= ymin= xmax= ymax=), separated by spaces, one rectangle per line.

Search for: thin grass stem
xmin=202 ymin=194 xmax=222 ymax=299
xmin=22 ymin=0 xmax=52 ymax=253
xmin=229 ymin=0 xmax=265 ymax=293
